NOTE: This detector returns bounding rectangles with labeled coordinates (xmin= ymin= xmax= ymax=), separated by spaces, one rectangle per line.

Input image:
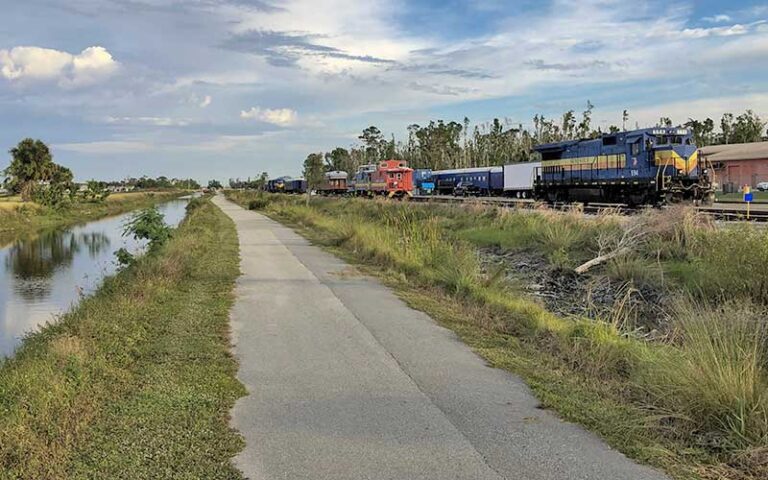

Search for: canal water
xmin=0 ymin=199 xmax=189 ymax=357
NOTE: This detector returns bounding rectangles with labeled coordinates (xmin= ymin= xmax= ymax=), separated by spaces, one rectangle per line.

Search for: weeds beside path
xmin=0 ymin=198 xmax=245 ymax=479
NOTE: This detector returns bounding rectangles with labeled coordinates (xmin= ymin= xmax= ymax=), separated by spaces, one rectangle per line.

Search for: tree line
xmin=294 ymin=105 xmax=767 ymax=178
xmin=2 ymin=138 xmax=200 ymax=208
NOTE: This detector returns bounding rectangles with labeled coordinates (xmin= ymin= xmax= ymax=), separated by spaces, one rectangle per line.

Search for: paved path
xmin=214 ymin=196 xmax=668 ymax=480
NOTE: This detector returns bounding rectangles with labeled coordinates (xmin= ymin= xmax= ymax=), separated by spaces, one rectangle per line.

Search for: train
xmin=534 ymin=127 xmax=714 ymax=205
xmin=430 ymin=164 xmax=539 ymax=198
xmin=266 ymin=176 xmax=306 ymax=194
xmin=264 ymin=128 xmax=714 ymax=205
xmin=348 ymin=160 xmax=414 ymax=198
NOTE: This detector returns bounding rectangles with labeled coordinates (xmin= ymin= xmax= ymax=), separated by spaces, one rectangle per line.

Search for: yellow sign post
xmin=744 ymin=185 xmax=753 ymax=220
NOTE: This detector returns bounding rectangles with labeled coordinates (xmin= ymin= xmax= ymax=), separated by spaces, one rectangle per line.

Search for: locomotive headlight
xmin=703 ymin=168 xmax=708 ymax=174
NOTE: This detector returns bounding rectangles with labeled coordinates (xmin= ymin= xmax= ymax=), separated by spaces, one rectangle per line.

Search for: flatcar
xmin=534 ymin=128 xmax=714 ymax=205
xmin=349 ymin=160 xmax=414 ymax=198
xmin=316 ymin=171 xmax=349 ymax=195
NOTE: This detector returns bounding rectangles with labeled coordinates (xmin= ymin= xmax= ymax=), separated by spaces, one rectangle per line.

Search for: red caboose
xmin=371 ymin=160 xmax=414 ymax=197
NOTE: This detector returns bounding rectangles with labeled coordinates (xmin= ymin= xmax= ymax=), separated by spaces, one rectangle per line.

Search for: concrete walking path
xmin=213 ymin=196 xmax=668 ymax=480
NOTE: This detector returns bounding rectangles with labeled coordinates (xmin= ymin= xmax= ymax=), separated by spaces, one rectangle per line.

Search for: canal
xmin=0 ymin=198 xmax=189 ymax=357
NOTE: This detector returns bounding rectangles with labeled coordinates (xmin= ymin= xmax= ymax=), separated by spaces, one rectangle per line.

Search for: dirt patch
xmin=480 ymin=246 xmax=670 ymax=332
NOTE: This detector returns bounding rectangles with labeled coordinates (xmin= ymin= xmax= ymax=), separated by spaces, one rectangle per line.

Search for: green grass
xmin=226 ymin=191 xmax=768 ymax=480
xmin=716 ymin=191 xmax=768 ymax=203
xmin=0 ymin=198 xmax=245 ymax=479
xmin=0 ymin=191 xmax=188 ymax=247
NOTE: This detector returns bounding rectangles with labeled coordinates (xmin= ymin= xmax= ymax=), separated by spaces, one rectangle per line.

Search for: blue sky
xmin=1 ymin=0 xmax=767 ymax=182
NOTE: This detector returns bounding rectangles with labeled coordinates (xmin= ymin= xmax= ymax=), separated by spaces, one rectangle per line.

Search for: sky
xmin=1 ymin=0 xmax=768 ymax=182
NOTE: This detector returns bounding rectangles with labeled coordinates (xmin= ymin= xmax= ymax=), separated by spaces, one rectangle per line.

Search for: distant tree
xmin=325 ymin=147 xmax=353 ymax=172
xmin=561 ymin=110 xmax=576 ymax=139
xmin=577 ymin=101 xmax=595 ymax=138
xmin=303 ymin=152 xmax=325 ymax=203
xmin=359 ymin=126 xmax=386 ymax=163
xmin=84 ymin=180 xmax=109 ymax=202
xmin=658 ymin=117 xmax=673 ymax=128
xmin=410 ymin=120 xmax=463 ymax=170
xmin=3 ymin=138 xmax=63 ymax=201
xmin=685 ymin=118 xmax=716 ymax=147
xmin=254 ymin=172 xmax=269 ymax=190
xmin=208 ymin=179 xmax=223 ymax=190
xmin=720 ymin=113 xmax=734 ymax=144
xmin=731 ymin=110 xmax=766 ymax=144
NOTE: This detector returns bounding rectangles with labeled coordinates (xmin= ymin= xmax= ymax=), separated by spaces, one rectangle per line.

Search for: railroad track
xmin=410 ymin=195 xmax=768 ymax=222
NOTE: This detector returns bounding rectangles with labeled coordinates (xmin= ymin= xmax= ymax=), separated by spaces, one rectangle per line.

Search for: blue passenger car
xmin=285 ymin=178 xmax=307 ymax=194
xmin=534 ymin=127 xmax=713 ymax=204
xmin=489 ymin=167 xmax=503 ymax=194
xmin=432 ymin=167 xmax=497 ymax=195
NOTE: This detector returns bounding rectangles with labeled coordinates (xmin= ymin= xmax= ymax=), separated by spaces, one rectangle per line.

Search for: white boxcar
xmin=503 ymin=162 xmax=540 ymax=197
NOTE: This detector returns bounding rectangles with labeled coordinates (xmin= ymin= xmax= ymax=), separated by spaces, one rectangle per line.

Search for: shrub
xmin=32 ymin=183 xmax=70 ymax=209
xmin=641 ymin=299 xmax=768 ymax=450
xmin=117 ymin=207 xmax=172 ymax=266
xmin=690 ymin=225 xmax=768 ymax=303
xmin=248 ymin=198 xmax=269 ymax=210
xmin=185 ymin=197 xmax=206 ymax=213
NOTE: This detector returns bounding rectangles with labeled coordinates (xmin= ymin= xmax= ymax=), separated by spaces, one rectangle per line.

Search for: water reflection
xmin=4 ymin=231 xmax=111 ymax=301
xmin=0 ymin=200 xmax=188 ymax=357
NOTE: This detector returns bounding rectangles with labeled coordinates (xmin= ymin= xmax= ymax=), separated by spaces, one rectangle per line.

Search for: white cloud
xmin=240 ymin=106 xmax=298 ymax=126
xmin=55 ymin=140 xmax=152 ymax=154
xmin=0 ymin=46 xmax=117 ymax=88
xmin=199 ymin=95 xmax=212 ymax=108
xmin=703 ymin=14 xmax=732 ymax=23
xmin=677 ymin=23 xmax=751 ymax=39
xmin=106 ymin=116 xmax=190 ymax=127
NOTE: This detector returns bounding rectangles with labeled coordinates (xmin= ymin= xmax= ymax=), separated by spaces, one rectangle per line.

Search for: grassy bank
xmin=0 ymin=191 xmax=188 ymax=246
xmin=226 ymin=191 xmax=768 ymax=480
xmin=0 ymin=198 xmax=245 ymax=479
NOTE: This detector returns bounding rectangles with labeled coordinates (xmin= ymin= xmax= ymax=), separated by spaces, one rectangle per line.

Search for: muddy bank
xmin=480 ymin=246 xmax=670 ymax=332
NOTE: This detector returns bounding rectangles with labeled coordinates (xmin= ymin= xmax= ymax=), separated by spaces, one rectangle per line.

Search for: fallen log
xmin=574 ymin=246 xmax=632 ymax=274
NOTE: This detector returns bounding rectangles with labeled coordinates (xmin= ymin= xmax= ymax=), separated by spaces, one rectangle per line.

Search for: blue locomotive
xmin=534 ymin=127 xmax=714 ymax=205
xmin=266 ymin=176 xmax=307 ymax=194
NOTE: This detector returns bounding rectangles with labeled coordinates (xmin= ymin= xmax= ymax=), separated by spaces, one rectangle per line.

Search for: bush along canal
xmin=0 ymin=197 xmax=245 ymax=479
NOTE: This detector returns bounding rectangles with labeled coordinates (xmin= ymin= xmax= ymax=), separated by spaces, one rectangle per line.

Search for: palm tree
xmin=4 ymin=139 xmax=56 ymax=201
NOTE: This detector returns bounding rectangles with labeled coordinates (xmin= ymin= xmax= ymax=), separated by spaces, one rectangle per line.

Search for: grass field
xmin=226 ymin=191 xmax=768 ymax=480
xmin=0 ymin=198 xmax=245 ymax=479
xmin=0 ymin=191 xmax=188 ymax=246
xmin=716 ymin=191 xmax=768 ymax=202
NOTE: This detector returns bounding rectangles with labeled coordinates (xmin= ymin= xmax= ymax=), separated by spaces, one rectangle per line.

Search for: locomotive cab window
xmin=631 ymin=142 xmax=641 ymax=156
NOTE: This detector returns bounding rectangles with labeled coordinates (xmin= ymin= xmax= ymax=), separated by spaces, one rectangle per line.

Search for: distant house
xmin=107 ymin=185 xmax=134 ymax=193
xmin=700 ymin=142 xmax=768 ymax=192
